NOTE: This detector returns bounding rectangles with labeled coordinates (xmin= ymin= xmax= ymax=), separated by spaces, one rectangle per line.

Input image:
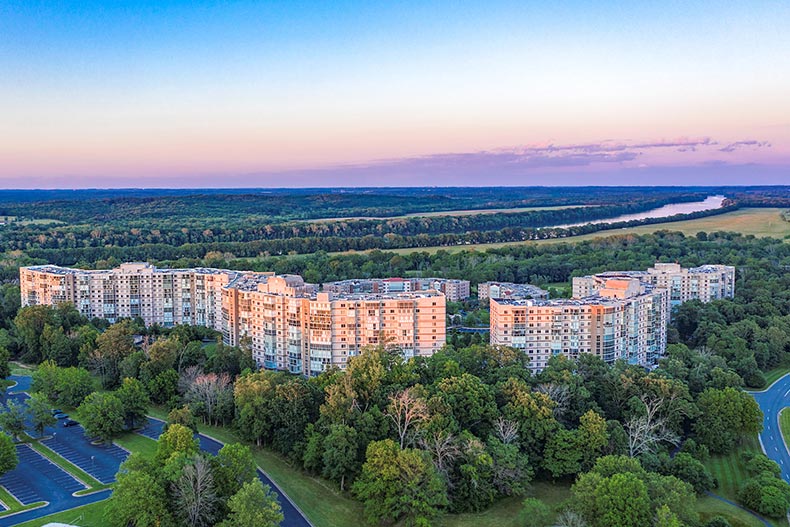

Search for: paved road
xmin=138 ymin=418 xmax=312 ymax=527
xmin=750 ymin=374 xmax=790 ymax=481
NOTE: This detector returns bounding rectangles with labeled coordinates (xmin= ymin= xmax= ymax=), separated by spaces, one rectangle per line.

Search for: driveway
xmin=750 ymin=374 xmax=790 ymax=481
xmin=138 ymin=418 xmax=312 ymax=527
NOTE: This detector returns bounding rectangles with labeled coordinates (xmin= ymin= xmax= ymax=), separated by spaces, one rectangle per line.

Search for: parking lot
xmin=0 ymin=444 xmax=85 ymax=505
xmin=42 ymin=430 xmax=128 ymax=484
xmin=0 ymin=376 xmax=118 ymax=526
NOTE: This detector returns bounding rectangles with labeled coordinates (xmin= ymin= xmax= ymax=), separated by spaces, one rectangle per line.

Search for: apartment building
xmin=224 ymin=273 xmax=445 ymax=376
xmin=490 ymin=278 xmax=668 ymax=371
xmin=20 ymin=263 xmax=243 ymax=329
xmin=21 ymin=263 xmax=446 ymax=376
xmin=572 ymin=262 xmax=735 ymax=308
xmin=323 ymin=277 xmax=470 ymax=302
xmin=478 ymin=281 xmax=549 ymax=301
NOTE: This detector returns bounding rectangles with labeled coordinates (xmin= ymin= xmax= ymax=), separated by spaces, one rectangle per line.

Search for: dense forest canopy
xmin=0 ymin=188 xmax=789 ymax=526
xmin=2 ymin=228 xmax=790 ymax=525
xmin=1 ymin=186 xmax=787 ymax=269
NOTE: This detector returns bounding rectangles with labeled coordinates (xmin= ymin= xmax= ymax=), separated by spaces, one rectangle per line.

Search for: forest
xmin=2 ymin=187 xmax=789 ymax=269
xmin=1 ymin=230 xmax=789 ymax=526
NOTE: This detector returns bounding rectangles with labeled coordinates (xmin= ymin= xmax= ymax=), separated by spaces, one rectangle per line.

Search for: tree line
xmin=9 ymin=205 xmax=738 ymax=265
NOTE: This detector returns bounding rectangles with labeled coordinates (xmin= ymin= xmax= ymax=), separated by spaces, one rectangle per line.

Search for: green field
xmin=15 ymin=501 xmax=108 ymax=527
xmin=703 ymin=434 xmax=785 ymax=527
xmin=706 ymin=434 xmax=762 ymax=502
xmin=696 ymin=495 xmax=774 ymax=527
xmin=759 ymin=366 xmax=790 ymax=389
xmin=374 ymin=208 xmax=790 ymax=255
xmin=114 ymin=431 xmax=158 ymax=459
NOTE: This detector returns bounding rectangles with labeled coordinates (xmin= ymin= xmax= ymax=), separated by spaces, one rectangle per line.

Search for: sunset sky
xmin=1 ymin=1 xmax=788 ymax=187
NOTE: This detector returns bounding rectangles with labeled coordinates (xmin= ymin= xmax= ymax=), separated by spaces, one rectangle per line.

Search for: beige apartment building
xmin=224 ymin=274 xmax=445 ymax=376
xmin=21 ymin=263 xmax=446 ymax=377
xmin=572 ymin=262 xmax=735 ymax=308
xmin=21 ymin=263 xmax=241 ymax=330
xmin=323 ymin=277 xmax=470 ymax=302
xmin=490 ymin=278 xmax=668 ymax=371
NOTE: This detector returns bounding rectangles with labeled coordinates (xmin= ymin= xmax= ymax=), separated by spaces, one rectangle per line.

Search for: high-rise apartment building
xmin=20 ymin=263 xmax=240 ymax=329
xmin=478 ymin=282 xmax=549 ymax=301
xmin=490 ymin=278 xmax=668 ymax=371
xmin=572 ymin=263 xmax=735 ymax=308
xmin=20 ymin=264 xmax=446 ymax=377
xmin=224 ymin=274 xmax=445 ymax=376
xmin=323 ymin=277 xmax=470 ymax=302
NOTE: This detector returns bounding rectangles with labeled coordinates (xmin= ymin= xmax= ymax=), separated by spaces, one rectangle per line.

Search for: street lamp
xmin=53 ymin=432 xmax=57 ymax=443
xmin=91 ymin=455 xmax=95 ymax=473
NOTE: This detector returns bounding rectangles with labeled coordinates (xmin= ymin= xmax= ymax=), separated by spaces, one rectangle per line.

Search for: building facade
xmin=21 ymin=264 xmax=446 ymax=377
xmin=323 ymin=277 xmax=470 ymax=302
xmin=20 ymin=263 xmax=241 ymax=329
xmin=490 ymin=278 xmax=668 ymax=371
xmin=478 ymin=281 xmax=549 ymax=301
xmin=572 ymin=262 xmax=735 ymax=308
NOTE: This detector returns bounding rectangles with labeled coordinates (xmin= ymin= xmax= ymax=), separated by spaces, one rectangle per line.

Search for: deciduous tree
xmin=353 ymin=439 xmax=447 ymax=526
xmin=79 ymin=392 xmax=125 ymax=443
xmin=27 ymin=393 xmax=56 ymax=437
xmin=0 ymin=432 xmax=18 ymax=476
xmin=217 ymin=479 xmax=283 ymax=527
xmin=387 ymin=386 xmax=429 ymax=448
xmin=173 ymin=455 xmax=219 ymax=527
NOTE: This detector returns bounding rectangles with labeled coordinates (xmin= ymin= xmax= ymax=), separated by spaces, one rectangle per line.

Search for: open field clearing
xmin=374 ymin=208 xmax=790 ymax=255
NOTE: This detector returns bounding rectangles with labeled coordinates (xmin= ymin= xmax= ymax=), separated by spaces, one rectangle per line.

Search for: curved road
xmin=138 ymin=418 xmax=311 ymax=527
xmin=750 ymin=374 xmax=790 ymax=482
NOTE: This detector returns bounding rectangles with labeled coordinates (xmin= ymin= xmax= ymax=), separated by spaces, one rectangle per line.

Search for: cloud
xmin=231 ymin=136 xmax=767 ymax=188
xmin=359 ymin=137 xmax=722 ymax=174
xmin=718 ymin=140 xmax=771 ymax=153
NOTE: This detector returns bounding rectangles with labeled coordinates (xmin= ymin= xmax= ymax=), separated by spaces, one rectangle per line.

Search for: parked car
xmin=51 ymin=409 xmax=62 ymax=415
xmin=54 ymin=413 xmax=69 ymax=420
xmin=62 ymin=419 xmax=79 ymax=427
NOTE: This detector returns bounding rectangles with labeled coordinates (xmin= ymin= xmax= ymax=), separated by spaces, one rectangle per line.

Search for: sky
xmin=1 ymin=0 xmax=789 ymax=188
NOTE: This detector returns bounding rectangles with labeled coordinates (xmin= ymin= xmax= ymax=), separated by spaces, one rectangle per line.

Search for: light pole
xmin=53 ymin=432 xmax=57 ymax=443
xmin=91 ymin=455 xmax=95 ymax=473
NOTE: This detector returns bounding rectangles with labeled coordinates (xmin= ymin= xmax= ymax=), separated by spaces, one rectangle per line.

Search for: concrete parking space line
xmin=41 ymin=434 xmax=128 ymax=485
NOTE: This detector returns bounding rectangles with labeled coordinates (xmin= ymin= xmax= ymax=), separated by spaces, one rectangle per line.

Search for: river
xmin=553 ymin=195 xmax=727 ymax=229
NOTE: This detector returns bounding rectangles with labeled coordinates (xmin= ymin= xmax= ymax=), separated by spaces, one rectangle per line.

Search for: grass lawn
xmin=0 ymin=485 xmax=46 ymax=520
xmin=437 ymin=481 xmax=573 ymax=527
xmin=376 ymin=208 xmax=790 ymax=255
xmin=780 ymin=408 xmax=790 ymax=453
xmin=17 ymin=218 xmax=65 ymax=225
xmin=696 ymin=495 xmax=775 ymax=527
xmin=762 ymin=366 xmax=790 ymax=389
xmin=114 ymin=431 xmax=158 ymax=459
xmin=703 ymin=434 xmax=787 ymax=527
xmin=10 ymin=362 xmax=36 ymax=376
xmin=14 ymin=500 xmax=108 ymax=527
xmin=705 ymin=434 xmax=762 ymax=502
